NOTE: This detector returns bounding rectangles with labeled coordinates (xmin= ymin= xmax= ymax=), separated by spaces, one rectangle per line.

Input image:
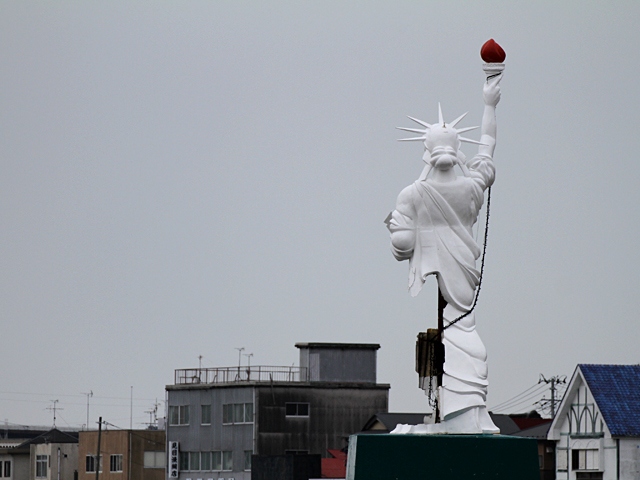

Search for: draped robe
xmin=388 ymin=153 xmax=495 ymax=419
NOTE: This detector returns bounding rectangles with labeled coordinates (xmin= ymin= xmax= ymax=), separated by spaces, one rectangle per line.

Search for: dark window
xmin=179 ymin=452 xmax=189 ymax=471
xmin=169 ymin=405 xmax=190 ymax=425
xmin=222 ymin=403 xmax=253 ymax=424
xmin=85 ymin=456 xmax=101 ymax=474
xmin=201 ymin=404 xmax=211 ymax=424
xmin=576 ymin=473 xmax=603 ymax=480
xmin=3 ymin=461 xmax=10 ymax=478
xmin=109 ymin=455 xmax=122 ymax=473
xmin=285 ymin=402 xmax=310 ymax=417
xmin=244 ymin=451 xmax=252 ymax=471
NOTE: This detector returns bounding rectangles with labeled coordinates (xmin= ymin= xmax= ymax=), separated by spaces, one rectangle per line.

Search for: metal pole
xmin=436 ymin=288 xmax=447 ymax=423
xmin=95 ymin=417 xmax=102 ymax=480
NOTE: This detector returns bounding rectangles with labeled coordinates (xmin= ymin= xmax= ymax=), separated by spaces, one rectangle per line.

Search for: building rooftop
xmin=579 ymin=364 xmax=640 ymax=437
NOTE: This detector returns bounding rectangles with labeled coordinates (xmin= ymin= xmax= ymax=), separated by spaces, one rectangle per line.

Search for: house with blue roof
xmin=547 ymin=364 xmax=640 ymax=480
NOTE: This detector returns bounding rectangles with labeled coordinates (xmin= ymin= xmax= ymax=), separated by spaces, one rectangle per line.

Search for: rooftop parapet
xmin=174 ymin=365 xmax=308 ymax=385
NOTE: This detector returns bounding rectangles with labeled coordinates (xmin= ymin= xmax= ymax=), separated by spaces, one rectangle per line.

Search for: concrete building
xmin=0 ymin=428 xmax=79 ymax=480
xmin=166 ymin=342 xmax=389 ymax=480
xmin=548 ymin=364 xmax=640 ymax=480
xmin=78 ymin=429 xmax=165 ymax=480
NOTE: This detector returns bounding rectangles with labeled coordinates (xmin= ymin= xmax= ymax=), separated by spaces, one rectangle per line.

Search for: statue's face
xmin=430 ymin=145 xmax=458 ymax=170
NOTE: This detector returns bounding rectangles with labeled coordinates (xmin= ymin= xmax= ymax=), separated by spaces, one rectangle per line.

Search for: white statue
xmin=387 ymin=73 xmax=503 ymax=434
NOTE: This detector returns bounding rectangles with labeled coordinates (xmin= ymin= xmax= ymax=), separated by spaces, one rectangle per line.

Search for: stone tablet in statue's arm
xmin=387 ymin=185 xmax=417 ymax=261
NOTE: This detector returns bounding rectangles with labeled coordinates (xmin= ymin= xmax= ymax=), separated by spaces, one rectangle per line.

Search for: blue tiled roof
xmin=579 ymin=364 xmax=640 ymax=437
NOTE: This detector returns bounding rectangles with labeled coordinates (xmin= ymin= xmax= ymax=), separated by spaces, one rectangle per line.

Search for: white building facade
xmin=548 ymin=364 xmax=640 ymax=480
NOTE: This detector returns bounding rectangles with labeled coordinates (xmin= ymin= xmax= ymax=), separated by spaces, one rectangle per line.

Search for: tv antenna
xmin=47 ymin=400 xmax=63 ymax=427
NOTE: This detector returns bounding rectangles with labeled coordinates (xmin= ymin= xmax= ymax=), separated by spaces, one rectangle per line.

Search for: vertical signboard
xmin=168 ymin=441 xmax=179 ymax=478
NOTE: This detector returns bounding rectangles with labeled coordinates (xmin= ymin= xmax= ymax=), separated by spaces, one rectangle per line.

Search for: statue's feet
xmin=390 ymin=407 xmax=500 ymax=435
xmin=390 ymin=423 xmax=413 ymax=434
xmin=477 ymin=406 xmax=500 ymax=434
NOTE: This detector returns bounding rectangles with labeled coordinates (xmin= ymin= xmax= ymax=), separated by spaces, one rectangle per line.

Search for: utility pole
xmin=539 ymin=374 xmax=567 ymax=417
xmin=96 ymin=417 xmax=102 ymax=480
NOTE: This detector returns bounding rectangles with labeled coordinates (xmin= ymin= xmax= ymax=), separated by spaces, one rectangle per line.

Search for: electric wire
xmin=489 ymin=382 xmax=547 ymax=410
xmin=490 ymin=384 xmax=548 ymax=411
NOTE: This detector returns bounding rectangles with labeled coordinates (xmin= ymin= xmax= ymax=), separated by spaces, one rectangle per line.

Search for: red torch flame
xmin=481 ymin=39 xmax=506 ymax=63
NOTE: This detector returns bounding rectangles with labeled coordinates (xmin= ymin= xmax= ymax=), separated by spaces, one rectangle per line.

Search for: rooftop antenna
xmin=243 ymin=353 xmax=254 ymax=380
xmin=82 ymin=391 xmax=93 ymax=431
xmin=235 ymin=347 xmax=245 ymax=368
xmin=47 ymin=400 xmax=62 ymax=428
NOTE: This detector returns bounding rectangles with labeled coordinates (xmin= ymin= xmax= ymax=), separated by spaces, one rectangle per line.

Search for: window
xmin=109 ymin=455 xmax=123 ymax=473
xmin=285 ymin=402 xmax=310 ymax=417
xmin=85 ymin=455 xmax=102 ymax=474
xmin=244 ymin=451 xmax=252 ymax=471
xmin=143 ymin=452 xmax=165 ymax=469
xmin=572 ymin=449 xmax=599 ymax=471
xmin=36 ymin=456 xmax=48 ymax=478
xmin=222 ymin=452 xmax=233 ymax=471
xmin=201 ymin=405 xmax=211 ymax=425
xmin=3 ymin=461 xmax=11 ymax=478
xmin=575 ymin=474 xmax=603 ymax=480
xmin=222 ymin=403 xmax=253 ymax=424
xmin=179 ymin=452 xmax=189 ymax=471
xmin=189 ymin=452 xmax=200 ymax=471
xmin=169 ymin=405 xmax=190 ymax=425
xmin=212 ymin=452 xmax=222 ymax=471
xmin=200 ymin=452 xmax=211 ymax=471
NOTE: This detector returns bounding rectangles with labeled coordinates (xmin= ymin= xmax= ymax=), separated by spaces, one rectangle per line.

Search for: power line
xmin=489 ymin=383 xmax=546 ymax=411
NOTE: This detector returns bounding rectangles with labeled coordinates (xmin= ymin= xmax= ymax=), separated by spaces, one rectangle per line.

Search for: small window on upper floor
xmin=201 ymin=404 xmax=211 ymax=425
xmin=109 ymin=455 xmax=123 ymax=473
xmin=169 ymin=405 xmax=190 ymax=425
xmin=285 ymin=402 xmax=309 ymax=417
xmin=222 ymin=403 xmax=253 ymax=424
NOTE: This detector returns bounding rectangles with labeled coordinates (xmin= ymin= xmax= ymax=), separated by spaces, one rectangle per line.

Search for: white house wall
xmin=551 ymin=373 xmax=616 ymax=480
xmin=619 ymin=438 xmax=640 ymax=479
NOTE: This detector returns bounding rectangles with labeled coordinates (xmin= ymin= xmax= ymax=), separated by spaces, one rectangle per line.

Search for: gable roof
xmin=579 ymin=364 xmax=640 ymax=437
xmin=17 ymin=428 xmax=78 ymax=447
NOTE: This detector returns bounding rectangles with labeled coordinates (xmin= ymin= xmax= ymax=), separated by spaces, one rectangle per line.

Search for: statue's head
xmin=424 ymin=125 xmax=460 ymax=170
xmin=398 ymin=104 xmax=484 ymax=172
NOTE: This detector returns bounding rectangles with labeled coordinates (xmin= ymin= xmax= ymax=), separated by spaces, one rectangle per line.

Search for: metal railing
xmin=174 ymin=366 xmax=309 ymax=385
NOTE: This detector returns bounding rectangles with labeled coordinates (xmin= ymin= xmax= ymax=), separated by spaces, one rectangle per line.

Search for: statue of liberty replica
xmin=386 ymin=40 xmax=505 ymax=435
xmin=347 ymin=41 xmax=540 ymax=480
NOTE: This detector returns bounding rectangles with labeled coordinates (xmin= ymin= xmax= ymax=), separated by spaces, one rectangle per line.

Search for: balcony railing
xmin=174 ymin=366 xmax=309 ymax=385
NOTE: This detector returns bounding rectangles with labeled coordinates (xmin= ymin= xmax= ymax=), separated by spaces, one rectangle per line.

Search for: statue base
xmin=346 ymin=433 xmax=539 ymax=480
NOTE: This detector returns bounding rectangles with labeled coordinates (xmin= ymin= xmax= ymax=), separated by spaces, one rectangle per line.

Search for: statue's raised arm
xmin=478 ymin=74 xmax=502 ymax=160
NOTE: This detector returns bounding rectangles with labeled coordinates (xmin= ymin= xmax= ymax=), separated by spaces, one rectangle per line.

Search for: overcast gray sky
xmin=2 ymin=1 xmax=639 ymax=429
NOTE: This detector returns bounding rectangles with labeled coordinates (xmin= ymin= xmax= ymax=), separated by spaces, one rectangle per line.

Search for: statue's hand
xmin=483 ymin=74 xmax=502 ymax=107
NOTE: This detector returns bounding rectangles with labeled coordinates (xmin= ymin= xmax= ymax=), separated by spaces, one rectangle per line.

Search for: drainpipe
xmin=616 ymin=438 xmax=620 ymax=480
xmin=57 ymin=448 xmax=61 ymax=480
xmin=128 ymin=431 xmax=132 ymax=480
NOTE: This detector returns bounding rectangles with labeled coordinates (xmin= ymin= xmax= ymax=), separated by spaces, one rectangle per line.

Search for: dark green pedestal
xmin=346 ymin=434 xmax=539 ymax=480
